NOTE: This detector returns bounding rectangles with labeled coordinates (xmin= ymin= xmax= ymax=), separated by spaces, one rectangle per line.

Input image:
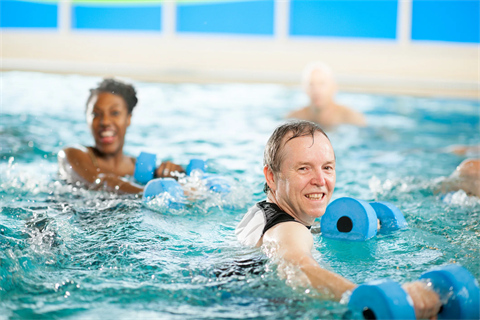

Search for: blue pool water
xmin=1 ymin=71 xmax=479 ymax=319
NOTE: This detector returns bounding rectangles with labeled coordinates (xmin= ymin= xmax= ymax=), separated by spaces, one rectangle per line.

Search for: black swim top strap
xmin=257 ymin=201 xmax=311 ymax=236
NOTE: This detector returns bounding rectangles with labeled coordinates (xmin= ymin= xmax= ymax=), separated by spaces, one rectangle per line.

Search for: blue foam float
xmin=142 ymin=158 xmax=231 ymax=208
xmin=370 ymin=201 xmax=408 ymax=231
xmin=348 ymin=264 xmax=479 ymax=320
xmin=349 ymin=279 xmax=416 ymax=320
xmin=321 ymin=197 xmax=378 ymax=241
xmin=143 ymin=178 xmax=185 ymax=209
xmin=134 ymin=152 xmax=157 ymax=184
xmin=186 ymin=159 xmax=231 ymax=194
xmin=321 ymin=197 xmax=407 ymax=241
xmin=186 ymin=159 xmax=206 ymax=175
xmin=419 ymin=264 xmax=480 ymax=320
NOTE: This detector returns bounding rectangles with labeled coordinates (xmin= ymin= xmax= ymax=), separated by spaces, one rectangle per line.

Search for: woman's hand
xmin=402 ymin=281 xmax=441 ymax=320
xmin=156 ymin=161 xmax=185 ymax=178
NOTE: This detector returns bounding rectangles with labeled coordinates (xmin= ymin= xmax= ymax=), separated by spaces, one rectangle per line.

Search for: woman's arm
xmin=58 ymin=146 xmax=143 ymax=194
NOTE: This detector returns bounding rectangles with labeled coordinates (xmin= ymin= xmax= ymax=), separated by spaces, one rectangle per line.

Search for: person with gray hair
xmin=236 ymin=120 xmax=441 ymax=319
xmin=287 ymin=61 xmax=367 ymax=128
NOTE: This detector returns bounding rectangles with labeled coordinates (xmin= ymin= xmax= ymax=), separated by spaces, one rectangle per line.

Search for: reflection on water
xmin=1 ymin=71 xmax=479 ymax=319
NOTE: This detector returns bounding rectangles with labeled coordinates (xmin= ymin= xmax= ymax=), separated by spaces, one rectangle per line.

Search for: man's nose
xmin=311 ymin=169 xmax=326 ymax=186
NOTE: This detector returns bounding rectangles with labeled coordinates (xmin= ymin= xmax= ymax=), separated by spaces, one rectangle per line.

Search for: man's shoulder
xmin=336 ymin=103 xmax=367 ymax=126
xmin=263 ymin=220 xmax=314 ymax=249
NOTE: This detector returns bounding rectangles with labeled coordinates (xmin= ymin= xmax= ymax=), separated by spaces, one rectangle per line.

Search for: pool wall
xmin=1 ymin=0 xmax=478 ymax=98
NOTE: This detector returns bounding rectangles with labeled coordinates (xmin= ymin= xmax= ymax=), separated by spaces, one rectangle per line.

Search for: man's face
xmin=269 ymin=132 xmax=336 ymax=224
xmin=308 ymin=69 xmax=336 ymax=108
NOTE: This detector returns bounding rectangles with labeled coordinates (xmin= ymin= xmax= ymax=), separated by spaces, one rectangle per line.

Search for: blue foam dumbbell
xmin=419 ymin=265 xmax=480 ymax=320
xmin=321 ymin=197 xmax=407 ymax=241
xmin=349 ymin=279 xmax=416 ymax=320
xmin=143 ymin=178 xmax=185 ymax=209
xmin=186 ymin=159 xmax=231 ymax=194
xmin=186 ymin=159 xmax=206 ymax=175
xmin=134 ymin=152 xmax=157 ymax=184
xmin=370 ymin=201 xmax=408 ymax=231
xmin=142 ymin=159 xmax=231 ymax=208
xmin=348 ymin=264 xmax=480 ymax=320
xmin=321 ymin=198 xmax=378 ymax=241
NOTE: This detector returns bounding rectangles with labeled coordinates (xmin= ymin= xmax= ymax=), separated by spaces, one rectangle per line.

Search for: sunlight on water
xmin=1 ymin=71 xmax=479 ymax=319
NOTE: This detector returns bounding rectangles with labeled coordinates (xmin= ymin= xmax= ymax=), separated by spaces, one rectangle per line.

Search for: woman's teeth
xmin=100 ymin=131 xmax=115 ymax=137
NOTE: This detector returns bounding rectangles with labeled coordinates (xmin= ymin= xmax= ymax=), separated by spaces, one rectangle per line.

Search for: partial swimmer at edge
xmin=286 ymin=61 xmax=367 ymax=129
xmin=439 ymin=158 xmax=480 ymax=198
xmin=58 ymin=78 xmax=184 ymax=194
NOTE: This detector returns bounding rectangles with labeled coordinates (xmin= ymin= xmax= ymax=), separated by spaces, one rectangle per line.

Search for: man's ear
xmin=264 ymin=166 xmax=277 ymax=192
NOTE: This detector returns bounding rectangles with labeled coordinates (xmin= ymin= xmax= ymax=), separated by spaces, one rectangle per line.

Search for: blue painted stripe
xmin=72 ymin=4 xmax=162 ymax=31
xmin=289 ymin=0 xmax=398 ymax=39
xmin=177 ymin=0 xmax=274 ymax=35
xmin=412 ymin=0 xmax=480 ymax=43
xmin=0 ymin=0 xmax=58 ymax=28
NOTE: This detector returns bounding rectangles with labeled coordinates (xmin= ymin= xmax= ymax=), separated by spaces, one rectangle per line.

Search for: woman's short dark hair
xmin=87 ymin=78 xmax=138 ymax=114
xmin=263 ymin=120 xmax=330 ymax=193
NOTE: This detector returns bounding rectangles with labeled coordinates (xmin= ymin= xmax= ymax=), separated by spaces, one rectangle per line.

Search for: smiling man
xmin=236 ymin=120 xmax=441 ymax=319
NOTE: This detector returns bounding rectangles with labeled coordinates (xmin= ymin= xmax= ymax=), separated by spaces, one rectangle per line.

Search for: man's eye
xmin=111 ymin=111 xmax=120 ymax=116
xmin=324 ymin=166 xmax=333 ymax=171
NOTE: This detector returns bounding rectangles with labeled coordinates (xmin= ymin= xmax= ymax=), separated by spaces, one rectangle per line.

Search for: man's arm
xmin=262 ymin=221 xmax=441 ymax=318
xmin=262 ymin=221 xmax=356 ymax=301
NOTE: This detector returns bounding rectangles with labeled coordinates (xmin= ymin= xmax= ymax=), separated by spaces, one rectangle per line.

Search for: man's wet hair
xmin=87 ymin=78 xmax=138 ymax=114
xmin=263 ymin=120 xmax=330 ymax=194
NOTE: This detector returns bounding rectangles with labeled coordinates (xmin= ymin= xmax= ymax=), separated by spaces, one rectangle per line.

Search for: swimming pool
xmin=1 ymin=71 xmax=479 ymax=319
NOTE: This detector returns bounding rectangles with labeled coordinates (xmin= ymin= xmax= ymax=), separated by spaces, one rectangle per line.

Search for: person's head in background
xmin=301 ymin=61 xmax=337 ymax=110
xmin=86 ymin=78 xmax=138 ymax=157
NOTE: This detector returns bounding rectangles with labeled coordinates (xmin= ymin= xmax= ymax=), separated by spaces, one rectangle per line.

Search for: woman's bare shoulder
xmin=58 ymin=145 xmax=96 ymax=172
xmin=60 ymin=145 xmax=90 ymax=161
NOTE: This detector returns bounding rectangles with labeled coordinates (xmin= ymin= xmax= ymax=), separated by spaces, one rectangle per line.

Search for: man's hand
xmin=403 ymin=281 xmax=442 ymax=320
xmin=156 ymin=161 xmax=185 ymax=178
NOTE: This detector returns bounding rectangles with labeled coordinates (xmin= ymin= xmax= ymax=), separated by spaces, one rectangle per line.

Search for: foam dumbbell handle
xmin=142 ymin=178 xmax=185 ymax=209
xmin=321 ymin=197 xmax=377 ymax=241
xmin=419 ymin=264 xmax=480 ymax=320
xmin=134 ymin=152 xmax=157 ymax=184
xmin=370 ymin=201 xmax=408 ymax=231
xmin=349 ymin=279 xmax=416 ymax=320
xmin=186 ymin=159 xmax=206 ymax=175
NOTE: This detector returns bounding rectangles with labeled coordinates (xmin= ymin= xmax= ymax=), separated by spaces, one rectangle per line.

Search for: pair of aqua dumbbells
xmin=134 ymin=152 xmax=230 ymax=208
xmin=321 ymin=197 xmax=408 ymax=241
xmin=321 ymin=198 xmax=479 ymax=319
xmin=348 ymin=264 xmax=479 ymax=320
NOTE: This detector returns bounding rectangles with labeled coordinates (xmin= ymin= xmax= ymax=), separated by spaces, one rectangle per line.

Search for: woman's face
xmin=86 ymin=92 xmax=131 ymax=156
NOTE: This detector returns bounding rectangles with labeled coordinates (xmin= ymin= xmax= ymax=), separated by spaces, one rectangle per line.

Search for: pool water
xmin=1 ymin=71 xmax=479 ymax=319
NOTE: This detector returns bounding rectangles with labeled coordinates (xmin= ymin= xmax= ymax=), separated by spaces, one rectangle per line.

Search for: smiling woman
xmin=58 ymin=78 xmax=183 ymax=194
